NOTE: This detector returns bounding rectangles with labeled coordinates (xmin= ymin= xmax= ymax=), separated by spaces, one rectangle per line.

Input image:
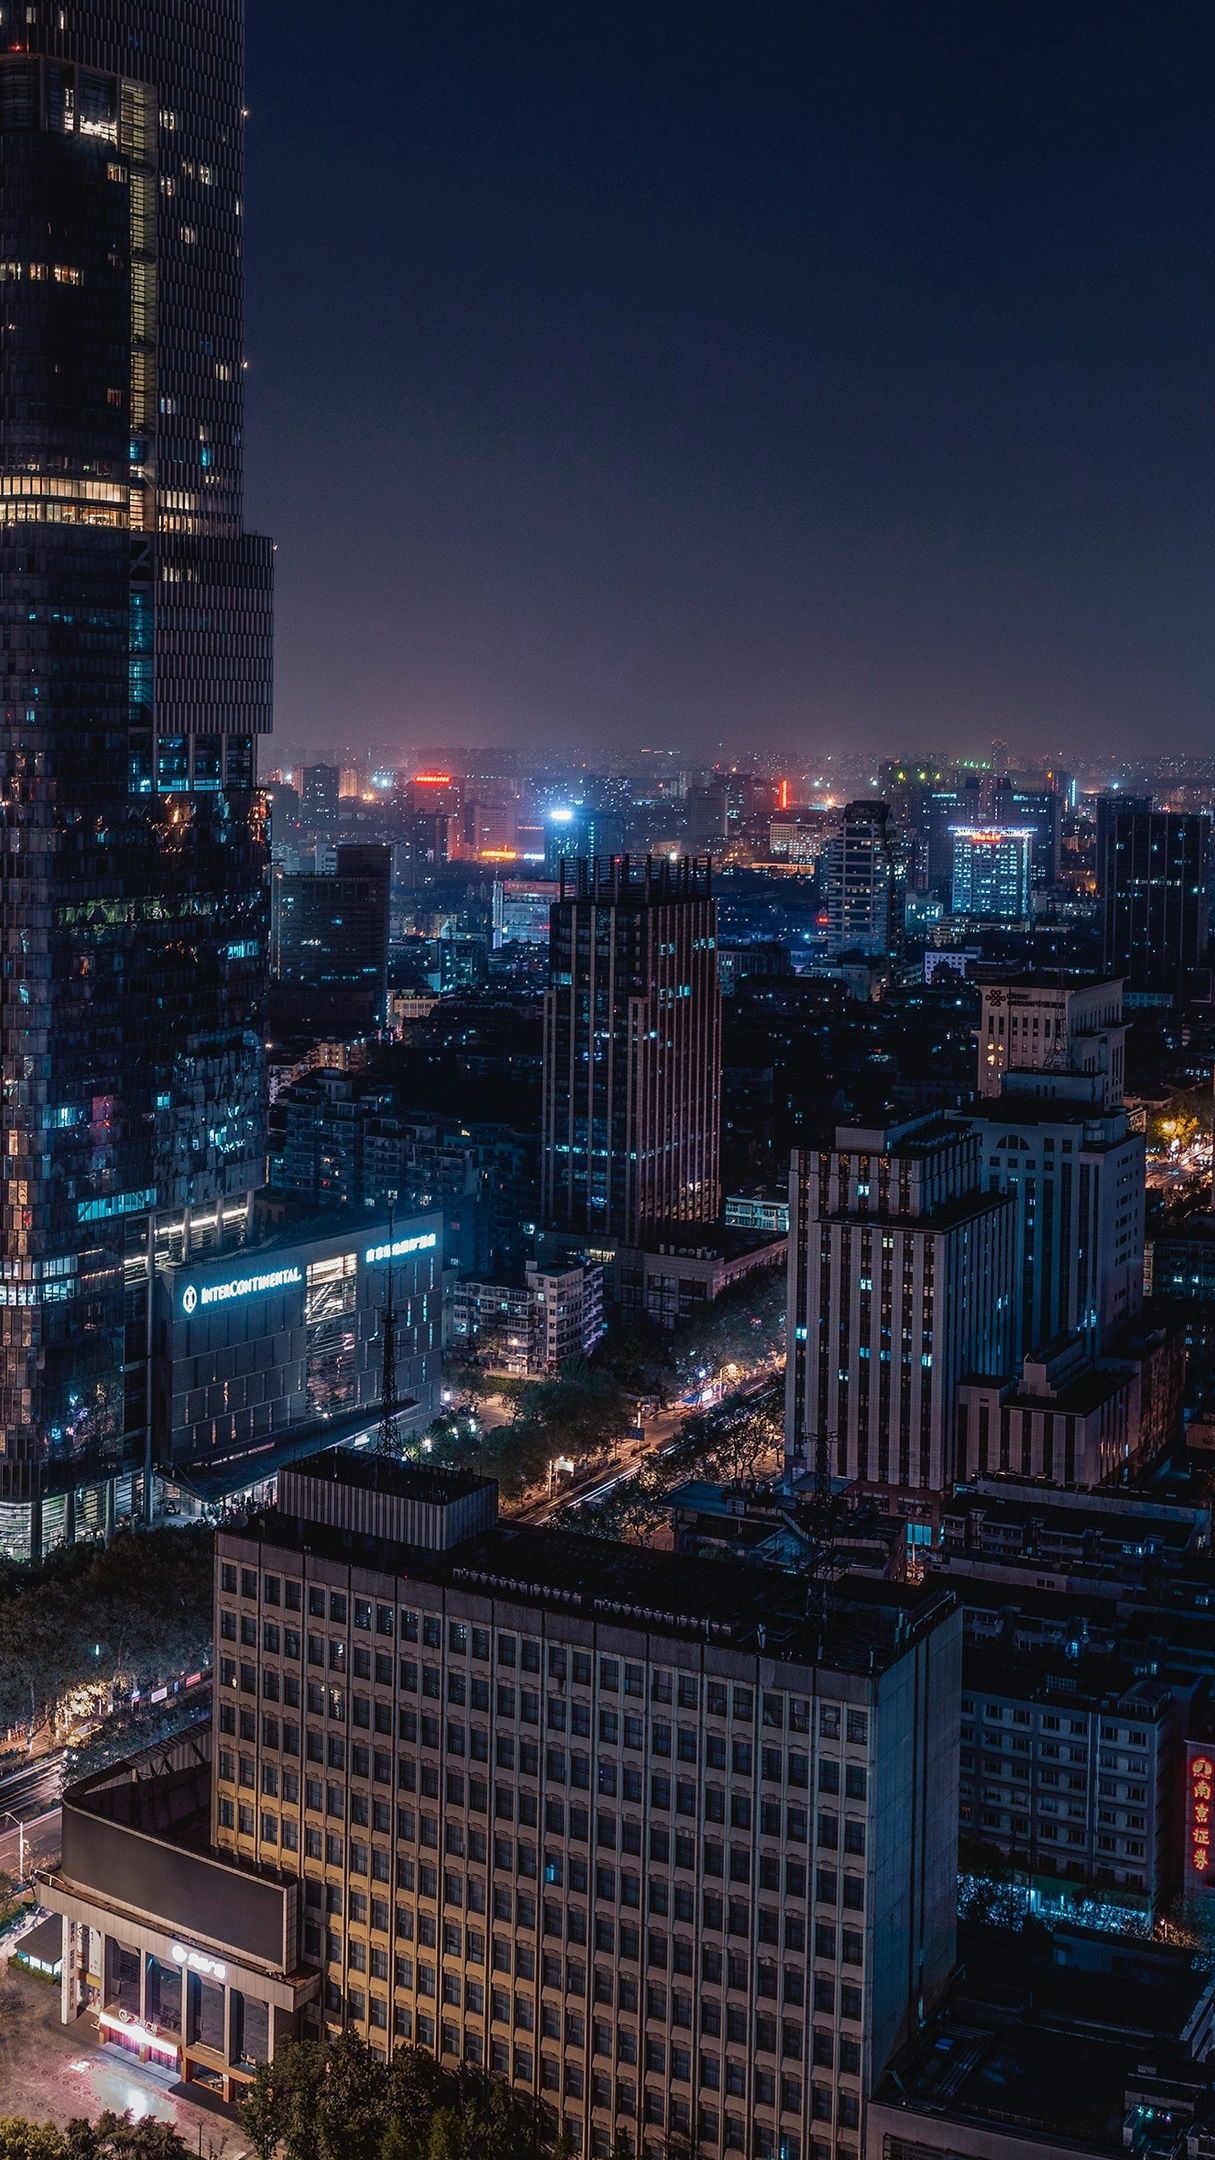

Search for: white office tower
xmin=976 ymin=976 xmax=1127 ymax=1108
xmin=785 ymin=1117 xmax=1014 ymax=1499
xmin=970 ymin=976 xmax=1144 ymax=1361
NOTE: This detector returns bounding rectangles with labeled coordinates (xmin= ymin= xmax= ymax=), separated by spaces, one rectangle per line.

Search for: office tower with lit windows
xmin=784 ymin=1116 xmax=1014 ymax=1499
xmin=1099 ymin=804 xmax=1211 ymax=1006
xmin=42 ymin=1450 xmax=962 ymax=2138
xmin=821 ymin=800 xmax=897 ymax=957
xmin=949 ymin=826 xmax=1033 ymax=920
xmin=0 ymin=1 xmax=273 ymax=1554
xmin=541 ymin=855 xmax=721 ymax=1246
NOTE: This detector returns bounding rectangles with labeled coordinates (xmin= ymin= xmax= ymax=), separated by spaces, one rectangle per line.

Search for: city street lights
xmin=2 ymin=1811 xmax=26 ymax=1883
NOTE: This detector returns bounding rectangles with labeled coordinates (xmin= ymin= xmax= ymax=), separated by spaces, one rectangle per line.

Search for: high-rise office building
xmin=541 ymin=855 xmax=721 ymax=1244
xmin=970 ymin=976 xmax=1144 ymax=1363
xmin=784 ymin=1117 xmax=1014 ymax=1497
xmin=44 ymin=1449 xmax=963 ymax=2149
xmin=271 ymin=844 xmax=392 ymax=1031
xmin=949 ymin=827 xmax=1033 ymax=920
xmin=1099 ymin=805 xmax=1210 ymax=1006
xmin=0 ymin=1 xmax=273 ymax=1553
xmin=821 ymin=801 xmax=897 ymax=957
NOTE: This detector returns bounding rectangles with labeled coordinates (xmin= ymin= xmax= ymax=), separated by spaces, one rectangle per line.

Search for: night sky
xmin=244 ymin=1 xmax=1215 ymax=768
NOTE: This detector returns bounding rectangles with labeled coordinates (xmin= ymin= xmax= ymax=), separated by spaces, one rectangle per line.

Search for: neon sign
xmin=181 ymin=1265 xmax=302 ymax=1314
xmin=365 ymin=1232 xmax=438 ymax=1265
xmin=1190 ymin=1753 xmax=1213 ymax=1881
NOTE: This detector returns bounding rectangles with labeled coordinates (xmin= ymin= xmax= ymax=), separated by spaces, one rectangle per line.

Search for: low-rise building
xmin=451 ymin=1263 xmax=605 ymax=1375
xmin=868 ymin=1919 xmax=1215 ymax=2160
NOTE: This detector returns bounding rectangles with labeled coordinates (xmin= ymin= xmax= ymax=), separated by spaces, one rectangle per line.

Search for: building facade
xmin=1100 ymin=805 xmax=1211 ymax=1006
xmin=821 ymin=802 xmax=897 ymax=959
xmin=541 ymin=855 xmax=722 ymax=1245
xmin=785 ymin=1118 xmax=1014 ymax=1499
xmin=43 ymin=1453 xmax=963 ymax=2148
xmin=970 ymin=1090 xmax=1144 ymax=1363
xmin=0 ymin=0 xmax=273 ymax=1551
xmin=271 ymin=844 xmax=392 ymax=1032
xmin=976 ymin=977 xmax=1127 ymax=1109
xmin=949 ymin=828 xmax=1033 ymax=921
xmin=152 ymin=1212 xmax=443 ymax=1491
xmin=451 ymin=1263 xmax=605 ymax=1376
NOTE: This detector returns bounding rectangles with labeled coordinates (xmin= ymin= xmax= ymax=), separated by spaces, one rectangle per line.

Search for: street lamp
xmin=2 ymin=1811 xmax=27 ymax=1883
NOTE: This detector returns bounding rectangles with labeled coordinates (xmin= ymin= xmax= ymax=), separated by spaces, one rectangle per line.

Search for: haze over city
xmin=244 ymin=1 xmax=1215 ymax=765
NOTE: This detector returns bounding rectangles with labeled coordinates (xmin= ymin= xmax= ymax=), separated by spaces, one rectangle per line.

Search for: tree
xmin=0 ymin=2124 xmax=70 ymax=2160
xmin=267 ymin=2037 xmax=327 ymax=2160
xmin=238 ymin=2062 xmax=283 ymax=2160
xmin=316 ymin=2030 xmax=388 ymax=2160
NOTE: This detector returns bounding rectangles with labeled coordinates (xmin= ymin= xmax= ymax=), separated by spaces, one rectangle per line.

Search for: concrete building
xmin=541 ymin=855 xmax=722 ymax=1245
xmin=614 ymin=1224 xmax=787 ymax=1332
xmin=971 ymin=1087 xmax=1144 ymax=1363
xmin=270 ymin=844 xmax=392 ymax=1032
xmin=957 ymin=1660 xmax=1191 ymax=1922
xmin=725 ymin=1193 xmax=791 ymax=1237
xmin=42 ymin=1451 xmax=963 ymax=2155
xmin=976 ymin=977 xmax=1127 ymax=1108
xmin=451 ymin=1263 xmax=605 ymax=1376
xmin=869 ymin=1920 xmax=1215 ymax=2160
xmin=955 ymin=1334 xmax=1148 ymax=1488
xmin=785 ymin=1117 xmax=1014 ymax=1500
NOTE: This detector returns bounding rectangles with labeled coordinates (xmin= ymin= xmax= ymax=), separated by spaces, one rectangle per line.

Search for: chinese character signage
xmin=1188 ymin=1746 xmax=1214 ymax=1888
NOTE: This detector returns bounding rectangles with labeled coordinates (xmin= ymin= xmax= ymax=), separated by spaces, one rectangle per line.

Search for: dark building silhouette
xmin=1099 ymin=804 xmax=1210 ymax=1005
xmin=0 ymin=0 xmax=273 ymax=1548
xmin=541 ymin=854 xmax=721 ymax=1244
xmin=300 ymin=763 xmax=340 ymax=827
xmin=271 ymin=844 xmax=391 ymax=1031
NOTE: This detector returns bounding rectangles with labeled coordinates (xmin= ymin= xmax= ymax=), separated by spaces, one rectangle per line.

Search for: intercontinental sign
xmin=181 ymin=1264 xmax=303 ymax=1316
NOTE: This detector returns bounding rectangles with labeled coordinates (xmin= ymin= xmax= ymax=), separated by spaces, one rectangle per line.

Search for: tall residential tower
xmin=0 ymin=1 xmax=273 ymax=1553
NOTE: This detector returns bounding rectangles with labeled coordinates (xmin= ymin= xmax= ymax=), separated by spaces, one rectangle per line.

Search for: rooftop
xmin=239 ymin=1495 xmax=955 ymax=1679
xmin=874 ymin=1920 xmax=1215 ymax=2156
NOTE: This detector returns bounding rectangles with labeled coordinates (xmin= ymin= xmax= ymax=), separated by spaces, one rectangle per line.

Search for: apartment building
xmin=958 ymin=1664 xmax=1188 ymax=1922
xmin=44 ymin=1454 xmax=962 ymax=2153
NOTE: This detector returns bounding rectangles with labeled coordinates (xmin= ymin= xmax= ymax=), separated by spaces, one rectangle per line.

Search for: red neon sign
xmin=1190 ymin=1752 xmax=1213 ymax=1880
xmin=413 ymin=772 xmax=452 ymax=786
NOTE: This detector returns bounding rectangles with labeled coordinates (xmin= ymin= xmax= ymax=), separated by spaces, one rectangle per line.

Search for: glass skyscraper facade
xmin=0 ymin=1 xmax=272 ymax=1548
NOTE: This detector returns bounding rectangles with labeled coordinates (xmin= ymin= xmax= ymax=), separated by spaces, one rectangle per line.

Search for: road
xmin=0 ymin=1751 xmax=65 ymax=1884
xmin=517 ymin=1365 xmax=780 ymax=1527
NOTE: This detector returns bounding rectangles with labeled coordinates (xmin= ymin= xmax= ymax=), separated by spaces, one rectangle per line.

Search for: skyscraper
xmin=0 ymin=3 xmax=273 ymax=1553
xmin=541 ymin=855 xmax=721 ymax=1246
xmin=1099 ymin=804 xmax=1210 ymax=1006
xmin=821 ymin=800 xmax=897 ymax=957
xmin=271 ymin=843 xmax=392 ymax=1032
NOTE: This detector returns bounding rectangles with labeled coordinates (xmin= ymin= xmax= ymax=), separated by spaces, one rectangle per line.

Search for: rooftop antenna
xmin=376 ymin=1188 xmax=399 ymax=1458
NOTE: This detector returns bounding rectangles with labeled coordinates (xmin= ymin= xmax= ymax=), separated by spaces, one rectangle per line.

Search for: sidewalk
xmin=0 ymin=1965 xmax=248 ymax=2157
